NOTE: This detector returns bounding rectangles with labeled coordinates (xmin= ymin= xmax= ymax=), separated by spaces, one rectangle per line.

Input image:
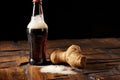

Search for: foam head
xmin=27 ymin=15 xmax=48 ymax=29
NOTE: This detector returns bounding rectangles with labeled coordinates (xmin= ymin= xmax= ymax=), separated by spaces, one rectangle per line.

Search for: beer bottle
xmin=27 ymin=0 xmax=48 ymax=65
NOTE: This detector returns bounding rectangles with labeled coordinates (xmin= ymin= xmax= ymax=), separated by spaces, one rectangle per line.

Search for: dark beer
xmin=27 ymin=28 xmax=47 ymax=65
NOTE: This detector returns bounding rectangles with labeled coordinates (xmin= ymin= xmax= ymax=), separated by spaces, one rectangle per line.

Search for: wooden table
xmin=0 ymin=38 xmax=120 ymax=80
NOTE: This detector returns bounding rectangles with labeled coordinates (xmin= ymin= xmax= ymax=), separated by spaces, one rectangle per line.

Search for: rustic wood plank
xmin=0 ymin=38 xmax=120 ymax=51
xmin=0 ymin=51 xmax=19 ymax=57
xmin=0 ymin=61 xmax=17 ymax=68
xmin=27 ymin=65 xmax=47 ymax=80
xmin=0 ymin=41 xmax=29 ymax=51
xmin=0 ymin=56 xmax=20 ymax=63
xmin=16 ymin=40 xmax=29 ymax=50
xmin=82 ymin=48 xmax=105 ymax=55
xmin=90 ymin=38 xmax=120 ymax=49
xmin=105 ymin=75 xmax=120 ymax=80
xmin=0 ymin=41 xmax=17 ymax=51
xmin=107 ymin=48 xmax=120 ymax=57
xmin=0 ymin=67 xmax=27 ymax=80
xmin=47 ymin=38 xmax=120 ymax=50
xmin=0 ymin=51 xmax=29 ymax=68
xmin=87 ymin=70 xmax=120 ymax=80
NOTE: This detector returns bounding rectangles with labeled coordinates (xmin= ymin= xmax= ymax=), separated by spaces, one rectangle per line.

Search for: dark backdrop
xmin=0 ymin=0 xmax=120 ymax=41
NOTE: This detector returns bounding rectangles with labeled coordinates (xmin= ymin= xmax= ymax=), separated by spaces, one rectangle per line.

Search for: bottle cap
xmin=32 ymin=0 xmax=41 ymax=2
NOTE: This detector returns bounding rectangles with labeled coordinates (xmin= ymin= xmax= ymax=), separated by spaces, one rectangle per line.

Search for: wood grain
xmin=0 ymin=38 xmax=120 ymax=80
xmin=0 ymin=67 xmax=26 ymax=80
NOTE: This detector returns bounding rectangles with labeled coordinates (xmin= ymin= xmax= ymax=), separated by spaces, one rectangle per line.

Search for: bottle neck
xmin=32 ymin=1 xmax=44 ymax=20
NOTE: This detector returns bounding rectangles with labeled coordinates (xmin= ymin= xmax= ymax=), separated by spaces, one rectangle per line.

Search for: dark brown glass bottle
xmin=27 ymin=0 xmax=48 ymax=65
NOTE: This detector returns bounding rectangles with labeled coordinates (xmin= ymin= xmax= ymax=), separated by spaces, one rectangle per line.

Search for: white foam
xmin=27 ymin=15 xmax=48 ymax=29
xmin=40 ymin=65 xmax=77 ymax=74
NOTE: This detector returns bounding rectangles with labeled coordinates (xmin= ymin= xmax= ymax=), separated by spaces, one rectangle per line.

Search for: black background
xmin=0 ymin=0 xmax=120 ymax=41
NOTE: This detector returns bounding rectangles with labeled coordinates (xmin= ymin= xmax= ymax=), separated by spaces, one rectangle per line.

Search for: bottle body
xmin=27 ymin=0 xmax=48 ymax=65
xmin=27 ymin=29 xmax=47 ymax=65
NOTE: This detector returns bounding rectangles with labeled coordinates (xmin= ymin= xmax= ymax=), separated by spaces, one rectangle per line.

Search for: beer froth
xmin=27 ymin=15 xmax=48 ymax=33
